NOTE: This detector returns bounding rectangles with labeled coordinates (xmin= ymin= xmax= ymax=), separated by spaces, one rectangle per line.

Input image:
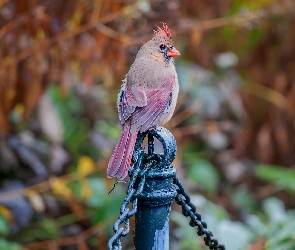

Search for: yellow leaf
xmin=0 ymin=206 xmax=13 ymax=221
xmin=77 ymin=156 xmax=95 ymax=177
xmin=66 ymin=10 xmax=83 ymax=30
xmin=81 ymin=179 xmax=92 ymax=200
xmin=50 ymin=177 xmax=72 ymax=198
xmin=36 ymin=28 xmax=45 ymax=41
xmin=13 ymin=103 xmax=25 ymax=115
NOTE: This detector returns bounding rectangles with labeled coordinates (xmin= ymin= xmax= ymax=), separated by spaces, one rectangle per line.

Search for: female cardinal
xmin=107 ymin=23 xmax=180 ymax=180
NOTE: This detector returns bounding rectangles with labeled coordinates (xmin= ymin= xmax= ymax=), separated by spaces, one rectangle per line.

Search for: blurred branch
xmin=174 ymin=125 xmax=202 ymax=136
xmin=0 ymin=1 xmax=50 ymax=39
xmin=194 ymin=9 xmax=266 ymax=30
xmin=23 ymin=220 xmax=107 ymax=249
xmin=0 ymin=160 xmax=106 ymax=203
xmin=171 ymin=3 xmax=294 ymax=44
xmin=56 ymin=209 xmax=95 ymax=227
xmin=1 ymin=2 xmax=139 ymax=67
xmin=168 ymin=99 xmax=202 ymax=128
xmin=242 ymin=80 xmax=286 ymax=108
xmin=3 ymin=1 xmax=292 ymax=66
xmin=90 ymin=0 xmax=104 ymax=21
xmin=95 ymin=23 xmax=132 ymax=44
xmin=129 ymin=5 xmax=294 ymax=45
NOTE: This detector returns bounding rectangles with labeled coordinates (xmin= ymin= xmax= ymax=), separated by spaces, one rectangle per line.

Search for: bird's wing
xmin=118 ymin=84 xmax=146 ymax=127
xmin=131 ymin=88 xmax=173 ymax=132
xmin=118 ymin=77 xmax=175 ymax=131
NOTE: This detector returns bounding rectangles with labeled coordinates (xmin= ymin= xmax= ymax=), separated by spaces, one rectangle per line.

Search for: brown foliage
xmin=0 ymin=0 xmax=138 ymax=133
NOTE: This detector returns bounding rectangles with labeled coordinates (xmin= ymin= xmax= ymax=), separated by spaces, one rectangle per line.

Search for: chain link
xmin=108 ymin=150 xmax=152 ymax=250
xmin=173 ymin=176 xmax=226 ymax=250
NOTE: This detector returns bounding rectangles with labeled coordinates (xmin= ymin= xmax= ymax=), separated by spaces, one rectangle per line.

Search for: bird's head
xmin=137 ymin=23 xmax=180 ymax=63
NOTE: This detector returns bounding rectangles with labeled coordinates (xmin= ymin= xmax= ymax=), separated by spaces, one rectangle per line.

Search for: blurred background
xmin=1 ymin=0 xmax=295 ymax=249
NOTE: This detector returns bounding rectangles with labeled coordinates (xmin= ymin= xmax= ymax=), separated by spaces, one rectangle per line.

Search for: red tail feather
xmin=107 ymin=124 xmax=138 ymax=180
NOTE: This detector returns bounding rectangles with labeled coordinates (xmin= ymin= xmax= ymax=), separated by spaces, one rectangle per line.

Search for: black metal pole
xmin=132 ymin=127 xmax=177 ymax=250
xmin=108 ymin=126 xmax=226 ymax=249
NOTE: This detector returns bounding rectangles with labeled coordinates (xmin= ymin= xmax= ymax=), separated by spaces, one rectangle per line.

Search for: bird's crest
xmin=153 ymin=23 xmax=171 ymax=40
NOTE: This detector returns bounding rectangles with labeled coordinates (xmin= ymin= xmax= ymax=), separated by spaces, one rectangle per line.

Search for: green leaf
xmin=262 ymin=198 xmax=286 ymax=223
xmin=30 ymin=218 xmax=60 ymax=240
xmin=171 ymin=211 xmax=202 ymax=250
xmin=233 ymin=189 xmax=256 ymax=213
xmin=217 ymin=220 xmax=252 ymax=250
xmin=268 ymin=241 xmax=295 ymax=250
xmin=86 ymin=177 xmax=107 ymax=208
xmin=187 ymin=159 xmax=219 ymax=195
xmin=255 ymin=164 xmax=295 ymax=194
xmin=0 ymin=238 xmax=20 ymax=250
xmin=92 ymin=183 xmax=126 ymax=226
xmin=12 ymin=218 xmax=60 ymax=243
xmin=47 ymin=85 xmax=97 ymax=160
xmin=95 ymin=120 xmax=121 ymax=141
xmin=0 ymin=216 xmax=9 ymax=235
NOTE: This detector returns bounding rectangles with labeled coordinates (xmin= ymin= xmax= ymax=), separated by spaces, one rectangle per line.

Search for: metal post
xmin=108 ymin=126 xmax=226 ymax=250
xmin=132 ymin=127 xmax=177 ymax=250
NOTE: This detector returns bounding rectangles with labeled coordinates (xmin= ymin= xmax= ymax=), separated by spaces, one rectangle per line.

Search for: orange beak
xmin=167 ymin=47 xmax=180 ymax=57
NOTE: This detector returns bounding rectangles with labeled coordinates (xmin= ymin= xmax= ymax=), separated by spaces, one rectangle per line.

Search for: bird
xmin=107 ymin=23 xmax=180 ymax=180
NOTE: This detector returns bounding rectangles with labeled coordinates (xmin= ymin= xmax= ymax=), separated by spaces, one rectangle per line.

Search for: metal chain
xmin=173 ymin=176 xmax=226 ymax=250
xmin=108 ymin=129 xmax=226 ymax=249
xmin=107 ymin=150 xmax=153 ymax=250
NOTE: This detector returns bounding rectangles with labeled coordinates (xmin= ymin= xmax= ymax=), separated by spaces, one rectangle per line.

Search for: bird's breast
xmin=127 ymin=57 xmax=177 ymax=90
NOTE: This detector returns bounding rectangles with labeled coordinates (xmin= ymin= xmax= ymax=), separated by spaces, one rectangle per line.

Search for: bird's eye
xmin=159 ymin=44 xmax=166 ymax=50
